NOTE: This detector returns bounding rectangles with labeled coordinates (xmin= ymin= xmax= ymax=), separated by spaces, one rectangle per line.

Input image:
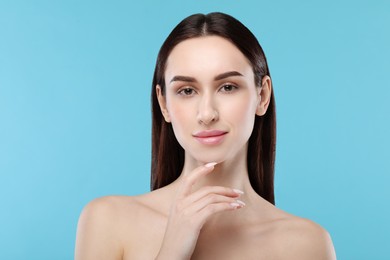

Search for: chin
xmin=188 ymin=149 xmax=235 ymax=165
xmin=182 ymin=139 xmax=248 ymax=165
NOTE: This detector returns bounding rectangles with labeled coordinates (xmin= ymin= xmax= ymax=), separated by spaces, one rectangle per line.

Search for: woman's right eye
xmin=177 ymin=87 xmax=195 ymax=96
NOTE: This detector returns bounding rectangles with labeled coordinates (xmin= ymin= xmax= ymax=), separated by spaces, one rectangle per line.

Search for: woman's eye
xmin=178 ymin=87 xmax=195 ymax=96
xmin=220 ymin=84 xmax=238 ymax=93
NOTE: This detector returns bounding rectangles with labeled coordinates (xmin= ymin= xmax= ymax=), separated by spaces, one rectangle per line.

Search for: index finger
xmin=177 ymin=162 xmax=217 ymax=198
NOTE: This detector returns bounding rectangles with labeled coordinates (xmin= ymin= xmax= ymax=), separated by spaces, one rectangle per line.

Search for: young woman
xmin=75 ymin=12 xmax=336 ymax=259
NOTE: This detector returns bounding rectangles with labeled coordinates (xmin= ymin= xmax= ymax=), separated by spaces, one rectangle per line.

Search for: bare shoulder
xmin=76 ymin=195 xmax=143 ymax=232
xmin=75 ymin=190 xmax=170 ymax=260
xmin=76 ymin=188 xmax=170 ymax=231
xmin=74 ymin=196 xmax=136 ymax=260
xmin=271 ymin=213 xmax=336 ymax=260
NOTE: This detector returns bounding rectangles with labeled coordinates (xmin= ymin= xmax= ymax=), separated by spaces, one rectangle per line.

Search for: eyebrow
xmin=169 ymin=71 xmax=243 ymax=83
xmin=214 ymin=71 xmax=243 ymax=81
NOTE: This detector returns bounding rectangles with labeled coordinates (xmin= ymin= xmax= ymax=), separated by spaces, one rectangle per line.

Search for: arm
xmin=74 ymin=197 xmax=123 ymax=260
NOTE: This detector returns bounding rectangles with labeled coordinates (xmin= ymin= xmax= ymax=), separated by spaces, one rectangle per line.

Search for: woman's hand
xmin=155 ymin=162 xmax=245 ymax=260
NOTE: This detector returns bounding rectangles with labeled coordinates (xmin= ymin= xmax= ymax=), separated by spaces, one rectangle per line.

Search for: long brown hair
xmin=150 ymin=12 xmax=276 ymax=204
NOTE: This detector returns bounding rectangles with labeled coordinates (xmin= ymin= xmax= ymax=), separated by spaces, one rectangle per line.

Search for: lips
xmin=192 ymin=130 xmax=228 ymax=145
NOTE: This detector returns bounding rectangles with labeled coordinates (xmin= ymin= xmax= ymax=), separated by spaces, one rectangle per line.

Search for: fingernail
xmin=230 ymin=200 xmax=245 ymax=209
xmin=205 ymin=162 xmax=217 ymax=168
xmin=233 ymin=189 xmax=244 ymax=195
xmin=230 ymin=202 xmax=240 ymax=208
xmin=236 ymin=200 xmax=246 ymax=206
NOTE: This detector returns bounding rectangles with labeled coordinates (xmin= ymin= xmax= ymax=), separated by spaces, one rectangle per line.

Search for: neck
xmin=171 ymin=148 xmax=269 ymax=228
xmin=179 ymin=148 xmax=254 ymax=196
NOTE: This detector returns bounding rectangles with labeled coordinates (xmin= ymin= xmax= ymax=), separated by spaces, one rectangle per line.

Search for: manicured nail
xmin=230 ymin=200 xmax=245 ymax=208
xmin=230 ymin=202 xmax=240 ymax=208
xmin=236 ymin=200 xmax=246 ymax=206
xmin=233 ymin=189 xmax=244 ymax=195
xmin=205 ymin=162 xmax=217 ymax=168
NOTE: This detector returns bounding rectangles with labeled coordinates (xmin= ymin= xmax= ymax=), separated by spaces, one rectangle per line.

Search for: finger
xmin=185 ymin=186 xmax=243 ymax=206
xmin=187 ymin=193 xmax=245 ymax=214
xmin=177 ymin=162 xmax=217 ymax=198
xmin=195 ymin=201 xmax=245 ymax=226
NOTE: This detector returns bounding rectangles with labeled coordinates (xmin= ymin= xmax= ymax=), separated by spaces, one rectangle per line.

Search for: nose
xmin=197 ymin=94 xmax=219 ymax=125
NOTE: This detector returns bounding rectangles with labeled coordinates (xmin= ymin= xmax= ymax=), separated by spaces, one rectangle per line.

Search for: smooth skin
xmin=75 ymin=36 xmax=336 ymax=260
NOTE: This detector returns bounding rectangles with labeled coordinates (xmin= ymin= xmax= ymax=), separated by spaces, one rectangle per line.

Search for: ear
xmin=156 ymin=85 xmax=171 ymax=123
xmin=256 ymin=76 xmax=272 ymax=116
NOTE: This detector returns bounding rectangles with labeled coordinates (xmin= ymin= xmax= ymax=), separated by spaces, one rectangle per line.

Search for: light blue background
xmin=1 ymin=0 xmax=389 ymax=259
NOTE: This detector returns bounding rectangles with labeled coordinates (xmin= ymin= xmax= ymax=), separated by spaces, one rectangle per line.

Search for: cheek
xmin=222 ymin=95 xmax=257 ymax=126
xmin=167 ymin=100 xmax=191 ymax=125
xmin=166 ymin=100 xmax=194 ymax=143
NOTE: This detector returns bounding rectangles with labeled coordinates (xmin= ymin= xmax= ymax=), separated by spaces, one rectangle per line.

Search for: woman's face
xmin=157 ymin=36 xmax=269 ymax=165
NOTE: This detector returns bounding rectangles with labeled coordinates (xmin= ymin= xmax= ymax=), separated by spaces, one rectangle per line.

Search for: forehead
xmin=165 ymin=36 xmax=253 ymax=80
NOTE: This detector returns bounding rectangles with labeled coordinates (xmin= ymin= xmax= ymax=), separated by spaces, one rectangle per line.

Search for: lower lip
xmin=194 ymin=133 xmax=227 ymax=145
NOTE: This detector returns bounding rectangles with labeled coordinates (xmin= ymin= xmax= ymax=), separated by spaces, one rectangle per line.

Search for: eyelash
xmin=177 ymin=87 xmax=196 ymax=96
xmin=177 ymin=84 xmax=238 ymax=96
xmin=220 ymin=84 xmax=238 ymax=93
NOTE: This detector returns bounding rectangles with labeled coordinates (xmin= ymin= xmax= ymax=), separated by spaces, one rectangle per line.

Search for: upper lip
xmin=192 ymin=130 xmax=228 ymax=138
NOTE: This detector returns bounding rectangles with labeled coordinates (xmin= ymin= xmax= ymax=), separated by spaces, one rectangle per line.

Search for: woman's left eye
xmin=219 ymin=84 xmax=238 ymax=93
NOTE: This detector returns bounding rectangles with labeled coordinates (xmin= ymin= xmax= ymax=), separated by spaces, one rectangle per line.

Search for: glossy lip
xmin=192 ymin=130 xmax=228 ymax=145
